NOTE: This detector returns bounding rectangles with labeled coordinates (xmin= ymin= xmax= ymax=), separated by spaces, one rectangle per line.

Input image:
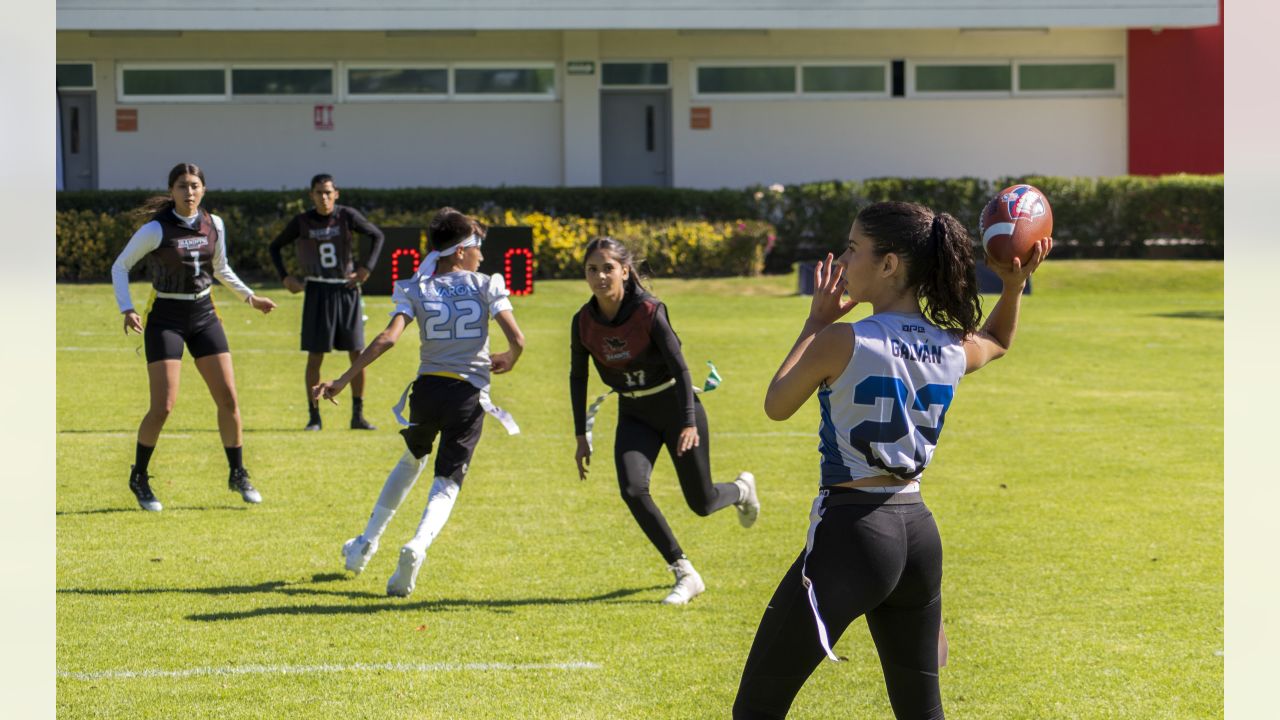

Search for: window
xmin=915 ymin=63 xmax=1012 ymax=93
xmin=696 ymin=65 xmax=795 ymax=95
xmin=348 ymin=67 xmax=449 ymax=97
xmin=232 ymin=68 xmax=332 ymax=96
xmin=801 ymin=64 xmax=886 ymax=94
xmin=454 ymin=66 xmax=555 ymax=97
xmin=120 ymin=67 xmax=227 ymax=101
xmin=602 ymin=62 xmax=669 ymax=87
xmin=57 ymin=63 xmax=94 ymax=89
xmin=1017 ymin=62 xmax=1117 ymax=93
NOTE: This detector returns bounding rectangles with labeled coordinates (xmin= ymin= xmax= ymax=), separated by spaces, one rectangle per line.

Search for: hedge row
xmin=55 ymin=203 xmax=775 ymax=282
xmin=56 ymin=174 xmax=1222 ymax=281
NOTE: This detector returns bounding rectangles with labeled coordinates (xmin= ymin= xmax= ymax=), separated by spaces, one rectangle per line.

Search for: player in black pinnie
xmin=570 ymin=237 xmax=760 ymax=605
xmin=269 ymin=173 xmax=385 ymax=431
xmin=111 ymin=162 xmax=277 ymax=512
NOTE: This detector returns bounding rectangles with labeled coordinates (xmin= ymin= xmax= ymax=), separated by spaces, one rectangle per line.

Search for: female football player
xmin=111 ymin=162 xmax=277 ymax=512
xmin=316 ymin=209 xmax=525 ymax=598
xmin=731 ymin=202 xmax=1050 ymax=719
xmin=569 ymin=237 xmax=760 ymax=605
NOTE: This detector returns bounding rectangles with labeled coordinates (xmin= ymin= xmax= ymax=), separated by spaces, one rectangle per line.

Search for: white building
xmin=56 ymin=1 xmax=1221 ymax=190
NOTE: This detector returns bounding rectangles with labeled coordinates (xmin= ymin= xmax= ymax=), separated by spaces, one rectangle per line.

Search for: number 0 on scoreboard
xmin=363 ymin=225 xmax=535 ymax=296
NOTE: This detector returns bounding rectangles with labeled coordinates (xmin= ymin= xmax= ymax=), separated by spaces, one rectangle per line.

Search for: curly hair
xmin=853 ymin=201 xmax=982 ymax=336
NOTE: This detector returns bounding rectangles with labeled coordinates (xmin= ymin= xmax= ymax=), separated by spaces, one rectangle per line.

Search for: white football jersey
xmin=392 ymin=270 xmax=513 ymax=390
xmin=817 ymin=312 xmax=967 ymax=484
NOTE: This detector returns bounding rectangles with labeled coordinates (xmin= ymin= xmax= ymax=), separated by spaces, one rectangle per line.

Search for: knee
xmin=689 ymin=502 xmax=714 ymax=518
xmin=618 ymin=483 xmax=649 ymax=504
xmin=148 ymin=403 xmax=174 ymax=421
xmin=215 ymin=393 xmax=240 ymax=414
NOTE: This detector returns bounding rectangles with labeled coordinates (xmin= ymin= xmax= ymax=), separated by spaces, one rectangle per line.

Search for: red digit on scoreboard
xmin=390 ymin=247 xmax=421 ymax=283
xmin=503 ymin=247 xmax=534 ymax=296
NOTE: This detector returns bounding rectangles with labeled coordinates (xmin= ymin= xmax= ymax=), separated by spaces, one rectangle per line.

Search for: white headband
xmin=417 ymin=234 xmax=480 ymax=280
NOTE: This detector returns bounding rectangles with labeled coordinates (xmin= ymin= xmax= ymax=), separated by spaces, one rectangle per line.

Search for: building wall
xmin=1126 ymin=0 xmax=1223 ymax=174
xmin=59 ymin=27 xmax=1129 ymax=190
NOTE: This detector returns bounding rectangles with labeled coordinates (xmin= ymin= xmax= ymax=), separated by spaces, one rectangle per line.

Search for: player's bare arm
xmin=315 ymin=313 xmax=410 ymax=402
xmin=489 ymin=309 xmax=525 ymax=374
xmin=764 ymin=254 xmax=857 ymax=420
xmin=963 ymin=237 xmax=1052 ymax=374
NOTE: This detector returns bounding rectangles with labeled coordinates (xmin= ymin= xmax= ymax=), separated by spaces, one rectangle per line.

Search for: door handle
xmin=645 ymin=105 xmax=654 ymax=152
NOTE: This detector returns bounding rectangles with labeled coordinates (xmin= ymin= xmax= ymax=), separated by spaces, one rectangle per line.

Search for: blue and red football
xmin=978 ymin=184 xmax=1053 ymax=266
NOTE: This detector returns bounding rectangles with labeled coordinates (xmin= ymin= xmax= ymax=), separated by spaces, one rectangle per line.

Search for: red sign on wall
xmin=690 ymin=106 xmax=711 ymax=130
xmin=314 ymin=104 xmax=334 ymax=131
xmin=116 ymin=108 xmax=138 ymax=132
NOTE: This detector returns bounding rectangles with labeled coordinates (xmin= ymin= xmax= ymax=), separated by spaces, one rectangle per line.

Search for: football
xmin=978 ymin=184 xmax=1053 ymax=265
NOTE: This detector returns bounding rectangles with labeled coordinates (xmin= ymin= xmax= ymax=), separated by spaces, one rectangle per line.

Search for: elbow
xmin=762 ymin=392 xmax=794 ymax=422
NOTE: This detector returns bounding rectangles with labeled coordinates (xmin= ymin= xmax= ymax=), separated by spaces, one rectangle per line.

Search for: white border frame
xmin=599 ymin=60 xmax=671 ymax=90
xmin=1013 ymin=58 xmax=1124 ymax=97
xmin=229 ymin=63 xmax=336 ymax=101
xmin=56 ymin=61 xmax=95 ymax=90
xmin=341 ymin=62 xmax=451 ymax=102
xmin=117 ymin=63 xmax=229 ymax=103
xmin=451 ymin=61 xmax=559 ymax=101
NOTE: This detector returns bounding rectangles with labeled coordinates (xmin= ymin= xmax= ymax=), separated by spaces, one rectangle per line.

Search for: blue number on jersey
xmin=849 ymin=376 xmax=954 ymax=478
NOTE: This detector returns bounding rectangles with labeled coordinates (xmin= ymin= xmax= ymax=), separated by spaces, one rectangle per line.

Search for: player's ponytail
xmin=584 ymin=236 xmax=648 ymax=296
xmin=131 ymin=162 xmax=206 ymax=222
xmin=854 ymin=202 xmax=981 ymax=336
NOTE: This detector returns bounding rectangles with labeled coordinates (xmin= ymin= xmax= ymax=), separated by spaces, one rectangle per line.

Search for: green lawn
xmin=56 ymin=261 xmax=1223 ymax=719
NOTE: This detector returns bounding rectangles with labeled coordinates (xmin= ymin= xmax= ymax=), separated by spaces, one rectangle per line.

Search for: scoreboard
xmin=363 ymin=225 xmax=535 ymax=296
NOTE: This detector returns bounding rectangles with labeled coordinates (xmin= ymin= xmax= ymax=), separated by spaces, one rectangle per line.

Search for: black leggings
xmin=614 ymin=391 xmax=739 ymax=564
xmin=734 ymin=493 xmax=944 ymax=720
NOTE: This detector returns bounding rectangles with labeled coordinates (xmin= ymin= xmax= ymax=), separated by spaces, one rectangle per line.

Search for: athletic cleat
xmin=661 ymin=559 xmax=705 ymax=605
xmin=733 ymin=471 xmax=760 ymax=528
xmin=228 ymin=467 xmax=262 ymax=504
xmin=342 ymin=534 xmax=378 ymax=575
xmin=128 ymin=465 xmax=162 ymax=512
xmin=386 ymin=546 xmax=425 ymax=597
xmin=350 ymin=416 xmax=377 ymax=431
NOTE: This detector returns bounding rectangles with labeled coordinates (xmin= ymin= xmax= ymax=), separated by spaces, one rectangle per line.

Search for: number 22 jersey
xmin=818 ymin=311 xmax=967 ymax=485
xmin=391 ymin=270 xmax=513 ymax=390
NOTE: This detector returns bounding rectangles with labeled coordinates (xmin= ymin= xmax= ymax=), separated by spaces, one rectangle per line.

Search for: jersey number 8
xmin=423 ymin=299 xmax=484 ymax=340
xmin=318 ymin=242 xmax=339 ymax=269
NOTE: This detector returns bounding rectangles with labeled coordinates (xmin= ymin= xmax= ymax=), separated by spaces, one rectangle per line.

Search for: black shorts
xmin=399 ymin=375 xmax=485 ymax=485
xmin=144 ymin=296 xmax=230 ymax=363
xmin=301 ymin=281 xmax=364 ymax=353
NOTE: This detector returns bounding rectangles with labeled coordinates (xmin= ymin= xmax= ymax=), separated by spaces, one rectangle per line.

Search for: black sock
xmin=308 ymin=403 xmax=321 ymax=423
xmin=225 ymin=445 xmax=244 ymax=471
xmin=135 ymin=443 xmax=156 ymax=474
xmin=352 ymin=397 xmax=364 ymax=419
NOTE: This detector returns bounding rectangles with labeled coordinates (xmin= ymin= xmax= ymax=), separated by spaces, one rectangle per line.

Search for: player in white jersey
xmin=733 ymin=201 xmax=1051 ymax=719
xmin=313 ymin=209 xmax=525 ymax=598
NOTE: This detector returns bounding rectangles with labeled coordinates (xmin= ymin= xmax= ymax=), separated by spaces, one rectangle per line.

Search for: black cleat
xmin=350 ymin=416 xmax=377 ymax=431
xmin=129 ymin=465 xmax=162 ymax=512
xmin=228 ymin=467 xmax=262 ymax=504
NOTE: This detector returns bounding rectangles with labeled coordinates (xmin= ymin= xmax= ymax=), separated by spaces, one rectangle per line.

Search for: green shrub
xmin=55 ymin=175 xmax=1222 ymax=281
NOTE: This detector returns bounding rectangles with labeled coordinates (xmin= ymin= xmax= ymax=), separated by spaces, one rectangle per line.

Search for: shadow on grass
xmin=180 ymin=585 xmax=668 ymax=622
xmin=56 ymin=505 xmax=249 ymax=516
xmin=58 ymin=572 xmax=356 ymax=598
xmin=1152 ymin=310 xmax=1223 ymax=321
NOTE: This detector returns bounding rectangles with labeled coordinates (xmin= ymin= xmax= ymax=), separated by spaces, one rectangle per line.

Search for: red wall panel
xmin=1127 ymin=0 xmax=1224 ymax=174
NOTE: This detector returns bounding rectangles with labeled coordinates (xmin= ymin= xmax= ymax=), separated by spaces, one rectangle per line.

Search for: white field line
xmin=58 ymin=660 xmax=601 ymax=681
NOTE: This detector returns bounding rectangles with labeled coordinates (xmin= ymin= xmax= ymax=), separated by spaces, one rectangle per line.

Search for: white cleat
xmin=733 ymin=471 xmax=760 ymax=528
xmin=342 ymin=534 xmax=378 ymax=575
xmin=386 ymin=546 xmax=424 ymax=597
xmin=661 ymin=558 xmax=706 ymax=605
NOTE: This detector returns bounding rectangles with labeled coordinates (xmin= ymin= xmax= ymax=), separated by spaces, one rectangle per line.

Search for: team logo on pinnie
xmin=1001 ymin=185 xmax=1047 ymax=221
xmin=605 ymin=336 xmax=627 ymax=352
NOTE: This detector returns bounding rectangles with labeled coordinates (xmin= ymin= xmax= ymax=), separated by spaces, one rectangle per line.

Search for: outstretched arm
xmin=963 ymin=238 xmax=1052 ymax=374
xmin=314 ymin=313 xmax=410 ymax=402
xmin=764 ymin=254 xmax=857 ymax=420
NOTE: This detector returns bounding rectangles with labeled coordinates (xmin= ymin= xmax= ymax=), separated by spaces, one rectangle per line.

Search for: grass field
xmin=56 ymin=261 xmax=1223 ymax=719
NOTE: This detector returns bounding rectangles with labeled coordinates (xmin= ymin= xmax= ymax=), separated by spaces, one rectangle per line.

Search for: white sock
xmin=404 ymin=476 xmax=461 ymax=555
xmin=361 ymin=450 xmax=429 ymax=542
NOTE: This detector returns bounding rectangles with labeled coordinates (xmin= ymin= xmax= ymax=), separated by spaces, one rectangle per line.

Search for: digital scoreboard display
xmin=363 ymin=226 xmax=535 ymax=296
